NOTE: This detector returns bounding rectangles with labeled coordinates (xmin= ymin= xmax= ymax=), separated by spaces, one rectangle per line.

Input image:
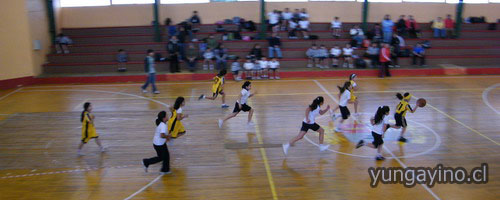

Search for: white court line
xmin=0 ymin=88 xmax=23 ymax=102
xmin=24 ymin=75 xmax=500 ymax=89
xmin=313 ymin=80 xmax=441 ymax=200
xmin=482 ymin=83 xmax=500 ymax=115
xmin=123 ymin=174 xmax=164 ymax=200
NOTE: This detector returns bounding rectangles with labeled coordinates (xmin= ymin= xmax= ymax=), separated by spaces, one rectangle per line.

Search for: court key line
xmin=1 ymin=165 xmax=131 ymax=179
xmin=313 ymin=80 xmax=441 ymax=200
xmin=482 ymin=83 xmax=500 ymax=115
xmin=0 ymin=87 xmax=23 ymax=102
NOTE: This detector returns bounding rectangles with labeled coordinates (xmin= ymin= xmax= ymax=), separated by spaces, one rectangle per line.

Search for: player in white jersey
xmin=218 ymin=81 xmax=257 ymax=128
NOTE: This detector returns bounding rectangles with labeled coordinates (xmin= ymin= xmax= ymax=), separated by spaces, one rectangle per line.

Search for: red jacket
xmin=379 ymin=47 xmax=391 ymax=63
xmin=405 ymin=19 xmax=419 ymax=29
xmin=444 ymin=18 xmax=454 ymax=29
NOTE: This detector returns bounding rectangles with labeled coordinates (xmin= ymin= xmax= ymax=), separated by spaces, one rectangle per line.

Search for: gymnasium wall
xmin=0 ymin=0 xmax=36 ymax=81
xmin=59 ymin=2 xmax=500 ymax=28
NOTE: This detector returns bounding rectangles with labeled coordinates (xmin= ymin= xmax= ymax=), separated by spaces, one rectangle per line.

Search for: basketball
xmin=417 ymin=98 xmax=427 ymax=107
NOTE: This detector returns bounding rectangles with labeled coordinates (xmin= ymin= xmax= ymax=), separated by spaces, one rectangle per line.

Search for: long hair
xmin=218 ymin=69 xmax=227 ymax=77
xmin=156 ymin=111 xmax=167 ymax=126
xmin=309 ymin=96 xmax=324 ymax=110
xmin=349 ymin=73 xmax=356 ymax=81
xmin=337 ymin=81 xmax=351 ymax=94
xmin=242 ymin=81 xmax=251 ymax=89
xmin=80 ymin=102 xmax=91 ymax=122
xmin=173 ymin=97 xmax=185 ymax=110
xmin=374 ymin=106 xmax=390 ymax=125
xmin=396 ymin=92 xmax=411 ymax=100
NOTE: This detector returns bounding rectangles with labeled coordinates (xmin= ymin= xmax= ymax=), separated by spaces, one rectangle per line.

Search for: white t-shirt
xmin=330 ymin=48 xmax=342 ymax=56
xmin=153 ymin=122 xmax=167 ymax=146
xmin=331 ymin=20 xmax=342 ymax=28
xmin=259 ymin=60 xmax=269 ymax=69
xmin=299 ymin=20 xmax=310 ymax=29
xmin=243 ymin=62 xmax=254 ymax=70
xmin=282 ymin=12 xmax=293 ymax=20
xmin=339 ymin=89 xmax=351 ymax=107
xmin=176 ymin=108 xmax=183 ymax=114
xmin=343 ymin=48 xmax=353 ymax=56
xmin=372 ymin=116 xmax=389 ymax=135
xmin=351 ymin=81 xmax=357 ymax=88
xmin=269 ymin=61 xmax=280 ymax=69
xmin=240 ymin=89 xmax=251 ymax=104
xmin=304 ymin=106 xmax=320 ymax=124
xmin=268 ymin=12 xmax=279 ymax=24
xmin=350 ymin=28 xmax=364 ymax=36
xmin=299 ymin=12 xmax=309 ymax=19
xmin=289 ymin=21 xmax=298 ymax=29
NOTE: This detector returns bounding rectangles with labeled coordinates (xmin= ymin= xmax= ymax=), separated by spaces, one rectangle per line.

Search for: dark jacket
xmin=268 ymin=37 xmax=281 ymax=47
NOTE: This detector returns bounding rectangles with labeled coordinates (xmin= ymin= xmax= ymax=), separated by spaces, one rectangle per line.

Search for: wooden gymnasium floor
xmin=0 ymin=76 xmax=499 ymax=200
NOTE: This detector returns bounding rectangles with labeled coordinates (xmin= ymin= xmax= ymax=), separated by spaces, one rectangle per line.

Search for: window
xmin=310 ymin=0 xmax=356 ymax=1
xmin=264 ymin=0 xmax=308 ymax=2
xmin=161 ymin=0 xmax=209 ymax=3
xmin=357 ymin=0 xmax=402 ymax=2
xmin=446 ymin=0 xmax=488 ymax=3
xmin=61 ymin=0 xmax=111 ymax=7
xmin=489 ymin=0 xmax=500 ymax=2
xmin=112 ymin=0 xmax=155 ymax=4
xmin=403 ymin=0 xmax=445 ymax=2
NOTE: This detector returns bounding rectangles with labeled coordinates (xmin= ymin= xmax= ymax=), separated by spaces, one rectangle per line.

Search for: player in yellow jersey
xmin=393 ymin=92 xmax=418 ymax=142
xmin=167 ymin=97 xmax=188 ymax=143
xmin=348 ymin=74 xmax=359 ymax=115
xmin=198 ymin=69 xmax=229 ymax=108
xmin=77 ymin=102 xmax=106 ymax=156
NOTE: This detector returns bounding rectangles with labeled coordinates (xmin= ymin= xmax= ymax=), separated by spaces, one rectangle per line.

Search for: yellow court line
xmin=415 ymin=97 xmax=500 ymax=146
xmin=248 ymin=100 xmax=278 ymax=200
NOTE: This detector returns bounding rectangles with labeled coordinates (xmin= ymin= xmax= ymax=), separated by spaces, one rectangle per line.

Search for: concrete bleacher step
xmin=43 ymin=55 xmax=500 ymax=74
xmin=47 ymin=47 xmax=500 ymax=63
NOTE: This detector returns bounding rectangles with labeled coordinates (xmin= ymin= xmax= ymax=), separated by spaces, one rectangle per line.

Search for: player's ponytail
xmin=156 ymin=111 xmax=167 ymax=126
xmin=374 ymin=106 xmax=390 ymax=125
xmin=337 ymin=81 xmax=351 ymax=94
xmin=80 ymin=102 xmax=91 ymax=122
xmin=309 ymin=96 xmax=324 ymax=110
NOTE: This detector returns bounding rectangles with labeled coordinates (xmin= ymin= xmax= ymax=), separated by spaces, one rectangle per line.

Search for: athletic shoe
xmin=334 ymin=127 xmax=342 ymax=132
xmin=332 ymin=114 xmax=340 ymax=121
xmin=153 ymin=90 xmax=160 ymax=94
xmin=398 ymin=136 xmax=408 ymax=143
xmin=221 ymin=104 xmax=229 ymax=108
xmin=282 ymin=143 xmax=290 ymax=156
xmin=375 ymin=155 xmax=386 ymax=161
xmin=142 ymin=159 xmax=149 ymax=172
xmin=319 ymin=144 xmax=330 ymax=152
xmin=356 ymin=140 xmax=364 ymax=149
xmin=141 ymin=89 xmax=148 ymax=93
xmin=159 ymin=171 xmax=172 ymax=175
xmin=218 ymin=119 xmax=223 ymax=128
xmin=247 ymin=122 xmax=255 ymax=126
xmin=198 ymin=94 xmax=205 ymax=100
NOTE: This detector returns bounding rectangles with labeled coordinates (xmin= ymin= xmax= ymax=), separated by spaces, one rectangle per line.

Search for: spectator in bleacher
xmin=206 ymin=34 xmax=218 ymax=50
xmin=396 ymin=15 xmax=407 ymax=37
xmin=432 ymin=17 xmax=446 ymax=38
xmin=167 ymin=36 xmax=180 ymax=56
xmin=249 ymin=44 xmax=263 ymax=60
xmin=342 ymin=43 xmax=354 ymax=68
xmin=179 ymin=21 xmax=195 ymax=42
xmin=267 ymin=10 xmax=280 ymax=37
xmin=292 ymin=9 xmax=301 ymax=21
xmin=330 ymin=45 xmax=342 ymax=68
xmin=281 ymin=8 xmax=293 ymax=31
xmin=381 ymin=15 xmax=394 ymax=43
xmin=203 ymin=47 xmax=215 ymax=70
xmin=412 ymin=43 xmax=426 ymax=66
xmin=186 ymin=43 xmax=198 ymax=72
xmin=55 ymin=33 xmax=72 ymax=54
xmin=243 ymin=58 xmax=254 ymax=79
xmin=165 ymin=18 xmax=177 ymax=38
xmin=379 ymin=43 xmax=392 ymax=77
xmin=299 ymin=8 xmax=309 ymax=19
xmin=288 ymin=19 xmax=299 ymax=39
xmin=317 ymin=45 xmax=329 ymax=69
xmin=116 ymin=49 xmax=128 ymax=72
xmin=189 ymin=11 xmax=201 ymax=32
xmin=253 ymin=58 xmax=262 ymax=79
xmin=365 ymin=43 xmax=380 ymax=68
xmin=269 ymin=57 xmax=280 ymax=79
xmin=406 ymin=15 xmax=420 ymax=38
xmin=331 ymin=17 xmax=342 ymax=39
xmin=259 ymin=57 xmax=269 ymax=78
xmin=350 ymin=25 xmax=365 ymax=47
xmin=444 ymin=14 xmax=455 ymax=39
xmin=306 ymin=44 xmax=320 ymax=68
xmin=141 ymin=49 xmax=159 ymax=94
xmin=215 ymin=24 xmax=226 ymax=33
xmin=231 ymin=58 xmax=243 ymax=81
xmin=390 ymin=33 xmax=404 ymax=68
xmin=214 ymin=44 xmax=228 ymax=70
xmin=169 ymin=49 xmax=180 ymax=73
xmin=267 ymin=36 xmax=283 ymax=59
xmin=298 ymin=17 xmax=310 ymax=39
xmin=177 ymin=27 xmax=189 ymax=60
xmin=368 ymin=23 xmax=383 ymax=43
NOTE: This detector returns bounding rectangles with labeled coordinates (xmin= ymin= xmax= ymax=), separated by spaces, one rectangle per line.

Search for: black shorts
xmin=394 ymin=113 xmax=407 ymax=127
xmin=269 ymin=68 xmax=278 ymax=71
xmin=339 ymin=106 xmax=350 ymax=119
xmin=233 ymin=102 xmax=252 ymax=113
xmin=330 ymin=55 xmax=340 ymax=59
xmin=300 ymin=122 xmax=320 ymax=132
xmin=343 ymin=55 xmax=352 ymax=58
xmin=213 ymin=90 xmax=224 ymax=98
xmin=372 ymin=132 xmax=384 ymax=148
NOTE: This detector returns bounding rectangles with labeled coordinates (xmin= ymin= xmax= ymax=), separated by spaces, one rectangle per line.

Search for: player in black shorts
xmin=218 ymin=81 xmax=257 ymax=128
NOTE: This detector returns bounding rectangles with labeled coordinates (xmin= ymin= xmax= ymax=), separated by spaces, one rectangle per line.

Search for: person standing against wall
xmin=141 ymin=49 xmax=160 ymax=94
xmin=381 ymin=15 xmax=394 ymax=43
xmin=444 ymin=14 xmax=455 ymax=39
xmin=379 ymin=43 xmax=392 ymax=78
